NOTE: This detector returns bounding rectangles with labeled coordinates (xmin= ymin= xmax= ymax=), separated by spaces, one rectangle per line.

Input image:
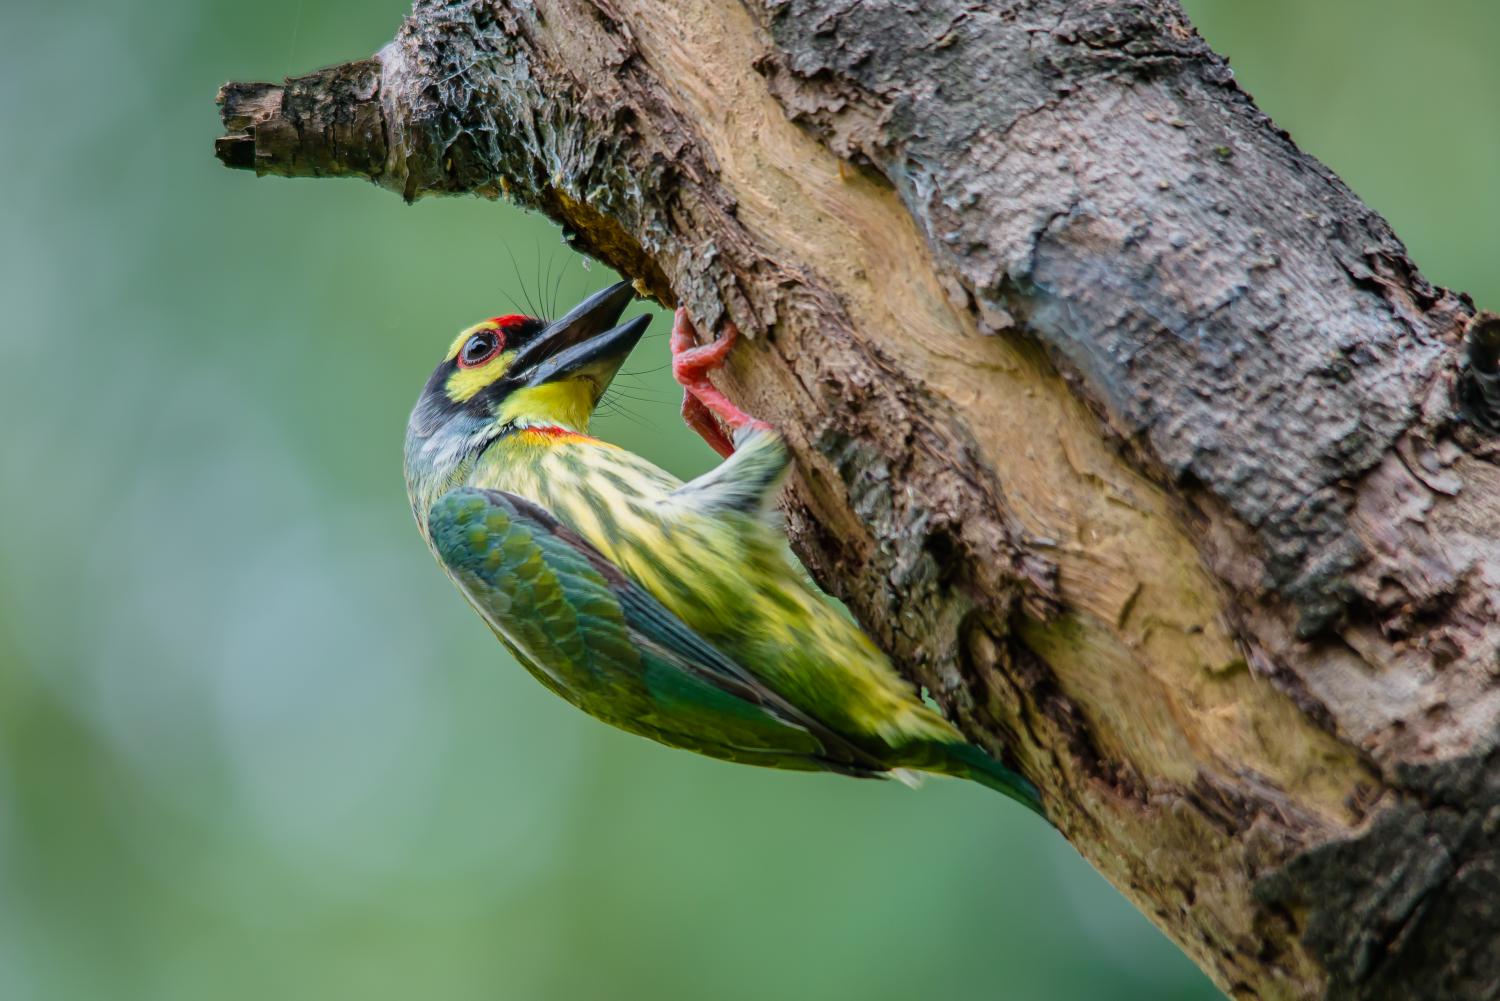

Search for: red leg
xmin=680 ymin=392 xmax=736 ymax=459
xmin=671 ymin=307 xmax=771 ymax=456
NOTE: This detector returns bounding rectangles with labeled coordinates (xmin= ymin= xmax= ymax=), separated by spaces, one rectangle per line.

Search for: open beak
xmin=508 ymin=281 xmax=650 ymax=390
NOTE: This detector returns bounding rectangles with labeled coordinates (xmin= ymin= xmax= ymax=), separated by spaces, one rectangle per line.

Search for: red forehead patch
xmin=487 ymin=314 xmax=531 ymax=329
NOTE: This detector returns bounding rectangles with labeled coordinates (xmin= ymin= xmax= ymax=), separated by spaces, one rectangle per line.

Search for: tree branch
xmin=216 ymin=2 xmax=1500 ymax=997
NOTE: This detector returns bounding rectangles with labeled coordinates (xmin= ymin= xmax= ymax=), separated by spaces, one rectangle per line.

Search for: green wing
xmin=427 ymin=487 xmax=886 ymax=775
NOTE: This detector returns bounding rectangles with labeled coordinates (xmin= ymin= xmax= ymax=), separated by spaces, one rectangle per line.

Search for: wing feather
xmin=428 ymin=487 xmax=885 ymax=774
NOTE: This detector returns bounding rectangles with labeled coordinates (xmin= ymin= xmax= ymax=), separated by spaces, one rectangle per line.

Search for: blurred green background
xmin=0 ymin=2 xmax=1493 ymax=999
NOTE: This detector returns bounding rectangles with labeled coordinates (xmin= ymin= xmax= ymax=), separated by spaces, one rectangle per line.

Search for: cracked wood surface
xmin=215 ymin=2 xmax=1500 ymax=997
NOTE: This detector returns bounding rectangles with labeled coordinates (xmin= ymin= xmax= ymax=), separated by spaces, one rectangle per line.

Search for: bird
xmin=403 ymin=280 xmax=1043 ymax=815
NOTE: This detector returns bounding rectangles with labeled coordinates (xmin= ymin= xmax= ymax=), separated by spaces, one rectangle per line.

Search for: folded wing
xmin=427 ymin=487 xmax=888 ymax=776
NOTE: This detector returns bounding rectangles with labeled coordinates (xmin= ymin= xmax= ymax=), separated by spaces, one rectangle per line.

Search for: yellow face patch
xmin=443 ymin=321 xmax=515 ymax=403
xmin=445 ymin=350 xmax=516 ymax=402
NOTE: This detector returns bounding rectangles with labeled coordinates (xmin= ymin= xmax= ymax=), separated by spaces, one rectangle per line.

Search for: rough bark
xmin=214 ymin=2 xmax=1500 ymax=997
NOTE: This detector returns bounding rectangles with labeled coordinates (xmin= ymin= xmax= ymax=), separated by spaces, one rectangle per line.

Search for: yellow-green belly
xmin=466 ymin=431 xmax=957 ymax=749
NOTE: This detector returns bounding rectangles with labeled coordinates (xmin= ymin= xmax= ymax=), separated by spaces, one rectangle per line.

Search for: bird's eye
xmin=458 ymin=330 xmax=502 ymax=368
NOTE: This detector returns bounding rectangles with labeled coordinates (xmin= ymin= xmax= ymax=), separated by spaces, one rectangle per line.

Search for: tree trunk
xmin=214 ymin=2 xmax=1500 ymax=997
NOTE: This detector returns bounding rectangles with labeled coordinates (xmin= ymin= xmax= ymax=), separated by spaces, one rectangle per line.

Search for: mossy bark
xmin=216 ymin=3 xmax=1500 ymax=997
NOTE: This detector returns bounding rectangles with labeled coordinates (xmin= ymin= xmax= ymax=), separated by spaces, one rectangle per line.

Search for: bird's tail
xmin=914 ymin=741 xmax=1048 ymax=820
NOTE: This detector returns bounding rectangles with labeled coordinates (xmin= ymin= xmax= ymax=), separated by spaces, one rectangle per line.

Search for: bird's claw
xmin=671 ymin=307 xmax=771 ymax=458
xmin=680 ymin=392 xmax=737 ymax=459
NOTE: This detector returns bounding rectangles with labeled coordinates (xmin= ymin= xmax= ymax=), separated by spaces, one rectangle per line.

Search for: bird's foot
xmin=671 ymin=307 xmax=771 ymax=458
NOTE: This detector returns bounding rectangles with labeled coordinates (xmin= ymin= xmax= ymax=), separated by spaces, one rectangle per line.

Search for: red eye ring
xmin=457 ymin=329 xmax=504 ymax=369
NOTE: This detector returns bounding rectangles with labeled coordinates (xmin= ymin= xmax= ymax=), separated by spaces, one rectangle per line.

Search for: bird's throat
xmin=496 ymin=380 xmax=598 ymax=435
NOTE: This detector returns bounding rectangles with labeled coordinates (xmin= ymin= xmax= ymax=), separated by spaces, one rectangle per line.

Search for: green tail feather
xmin=939 ymin=743 xmax=1048 ymax=821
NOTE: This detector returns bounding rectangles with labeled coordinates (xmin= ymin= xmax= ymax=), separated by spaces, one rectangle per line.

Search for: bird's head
xmin=404 ymin=281 xmax=648 ymax=517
